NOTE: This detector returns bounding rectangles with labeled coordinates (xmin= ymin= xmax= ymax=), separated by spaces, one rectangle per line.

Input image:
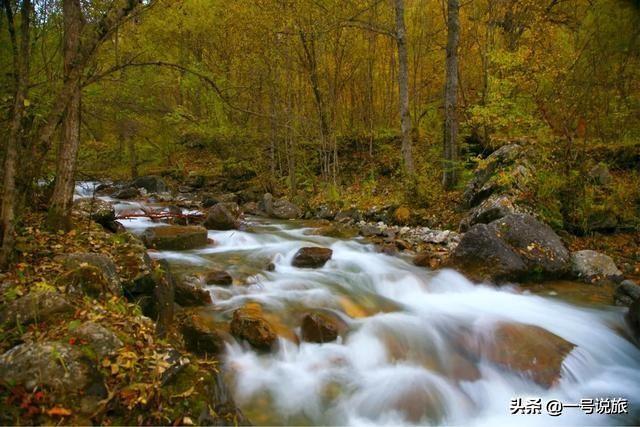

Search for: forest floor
xmin=0 ymin=213 xmax=240 ymax=426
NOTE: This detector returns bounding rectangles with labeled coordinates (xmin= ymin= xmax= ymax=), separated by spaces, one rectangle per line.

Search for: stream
xmin=76 ymin=183 xmax=640 ymax=426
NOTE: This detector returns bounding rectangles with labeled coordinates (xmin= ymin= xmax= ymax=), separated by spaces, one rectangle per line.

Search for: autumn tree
xmin=443 ymin=0 xmax=459 ymax=189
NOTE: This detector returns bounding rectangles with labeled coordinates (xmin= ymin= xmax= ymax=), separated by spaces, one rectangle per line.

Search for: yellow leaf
xmin=171 ymin=386 xmax=195 ymax=399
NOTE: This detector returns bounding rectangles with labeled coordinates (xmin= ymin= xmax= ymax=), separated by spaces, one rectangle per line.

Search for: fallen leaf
xmin=47 ymin=406 xmax=72 ymax=417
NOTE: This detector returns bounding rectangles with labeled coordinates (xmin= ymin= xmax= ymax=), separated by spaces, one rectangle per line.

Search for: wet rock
xmin=266 ymin=262 xmax=276 ymax=272
xmin=204 ymin=270 xmax=233 ymax=286
xmin=393 ymin=206 xmax=411 ymax=225
xmin=73 ymin=322 xmax=123 ymax=359
xmin=451 ymin=223 xmax=527 ymax=281
xmin=73 ymin=198 xmax=115 ymax=227
xmin=1 ymin=291 xmax=73 ymax=326
xmin=0 ymin=342 xmax=97 ymax=392
xmin=459 ymin=194 xmax=517 ymax=232
xmin=181 ymin=314 xmax=226 ymax=356
xmin=204 ymin=202 xmax=242 ymax=230
xmin=627 ymin=299 xmax=640 ymax=341
xmin=132 ymin=175 xmax=167 ymax=193
xmin=95 ymin=183 xmax=116 ymax=196
xmin=359 ymin=224 xmax=383 ymax=237
xmin=452 ymin=214 xmax=570 ymax=282
xmin=113 ymin=187 xmax=140 ymax=200
xmin=413 ymin=252 xmax=443 ymax=269
xmin=292 ymin=247 xmax=333 ymax=268
xmin=394 ymin=239 xmax=412 ymax=251
xmin=300 ymin=313 xmax=339 ymax=343
xmin=241 ymin=201 xmax=262 ymax=215
xmin=376 ymin=243 xmax=398 ymax=256
xmin=141 ymin=225 xmax=208 ymax=250
xmin=571 ymin=250 xmax=623 ymax=284
xmin=175 ymin=276 xmax=213 ymax=306
xmin=309 ymin=223 xmax=358 ymax=239
xmin=615 ymin=280 xmax=640 ymax=307
xmin=230 ymin=307 xmax=277 ymax=351
xmin=461 ymin=322 xmax=575 ymax=388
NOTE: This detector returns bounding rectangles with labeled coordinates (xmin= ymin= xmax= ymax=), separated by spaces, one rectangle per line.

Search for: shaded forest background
xmin=1 ymin=0 xmax=639 ymax=261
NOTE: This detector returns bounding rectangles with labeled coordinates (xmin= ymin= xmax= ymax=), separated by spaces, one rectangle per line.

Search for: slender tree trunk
xmin=0 ymin=0 xmax=32 ymax=270
xmin=300 ymin=32 xmax=331 ymax=181
xmin=443 ymin=0 xmax=460 ymax=190
xmin=47 ymin=0 xmax=83 ymax=231
xmin=394 ymin=0 xmax=414 ymax=175
xmin=128 ymin=138 xmax=138 ymax=179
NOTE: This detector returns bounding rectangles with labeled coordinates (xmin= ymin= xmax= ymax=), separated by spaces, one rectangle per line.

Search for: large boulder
xmin=230 ymin=307 xmax=277 ymax=351
xmin=73 ymin=198 xmax=115 ymax=227
xmin=459 ymin=194 xmax=518 ymax=232
xmin=615 ymin=280 xmax=640 ymax=307
xmin=175 ymin=276 xmax=213 ymax=307
xmin=141 ymin=225 xmax=208 ymax=250
xmin=181 ymin=314 xmax=226 ymax=356
xmin=126 ymin=259 xmax=175 ymax=337
xmin=571 ymin=250 xmax=623 ymax=284
xmin=1 ymin=291 xmax=73 ymax=326
xmin=72 ymin=322 xmax=123 ymax=359
xmin=57 ymin=253 xmax=122 ymax=297
xmin=262 ymin=193 xmax=301 ymax=220
xmin=132 ymin=175 xmax=167 ymax=194
xmin=461 ymin=144 xmax=529 ymax=209
xmin=113 ymin=187 xmax=140 ymax=200
xmin=0 ymin=342 xmax=97 ymax=392
xmin=292 ymin=247 xmax=333 ymax=268
xmin=458 ymin=322 xmax=575 ymax=388
xmin=204 ymin=202 xmax=242 ymax=230
xmin=452 ymin=214 xmax=570 ymax=282
xmin=300 ymin=313 xmax=340 ymax=343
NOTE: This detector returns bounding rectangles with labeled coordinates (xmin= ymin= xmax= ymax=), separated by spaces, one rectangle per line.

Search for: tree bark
xmin=443 ymin=0 xmax=460 ymax=190
xmin=47 ymin=0 xmax=83 ymax=231
xmin=0 ymin=0 xmax=32 ymax=270
xmin=394 ymin=0 xmax=414 ymax=175
xmin=299 ymin=31 xmax=331 ymax=181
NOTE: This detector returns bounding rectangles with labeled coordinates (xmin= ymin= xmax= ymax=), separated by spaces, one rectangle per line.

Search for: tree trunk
xmin=300 ymin=31 xmax=331 ymax=181
xmin=128 ymin=138 xmax=138 ymax=179
xmin=0 ymin=0 xmax=32 ymax=270
xmin=394 ymin=0 xmax=414 ymax=175
xmin=47 ymin=0 xmax=83 ymax=231
xmin=443 ymin=0 xmax=460 ymax=190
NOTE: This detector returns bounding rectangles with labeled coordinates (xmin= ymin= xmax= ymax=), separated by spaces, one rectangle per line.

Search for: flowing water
xmin=76 ymin=183 xmax=640 ymax=426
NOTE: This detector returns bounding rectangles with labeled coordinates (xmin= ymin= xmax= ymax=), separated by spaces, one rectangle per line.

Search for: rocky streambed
xmin=48 ymin=176 xmax=640 ymax=425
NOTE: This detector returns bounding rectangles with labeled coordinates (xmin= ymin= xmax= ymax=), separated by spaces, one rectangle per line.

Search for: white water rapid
xmin=77 ymin=183 xmax=640 ymax=426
